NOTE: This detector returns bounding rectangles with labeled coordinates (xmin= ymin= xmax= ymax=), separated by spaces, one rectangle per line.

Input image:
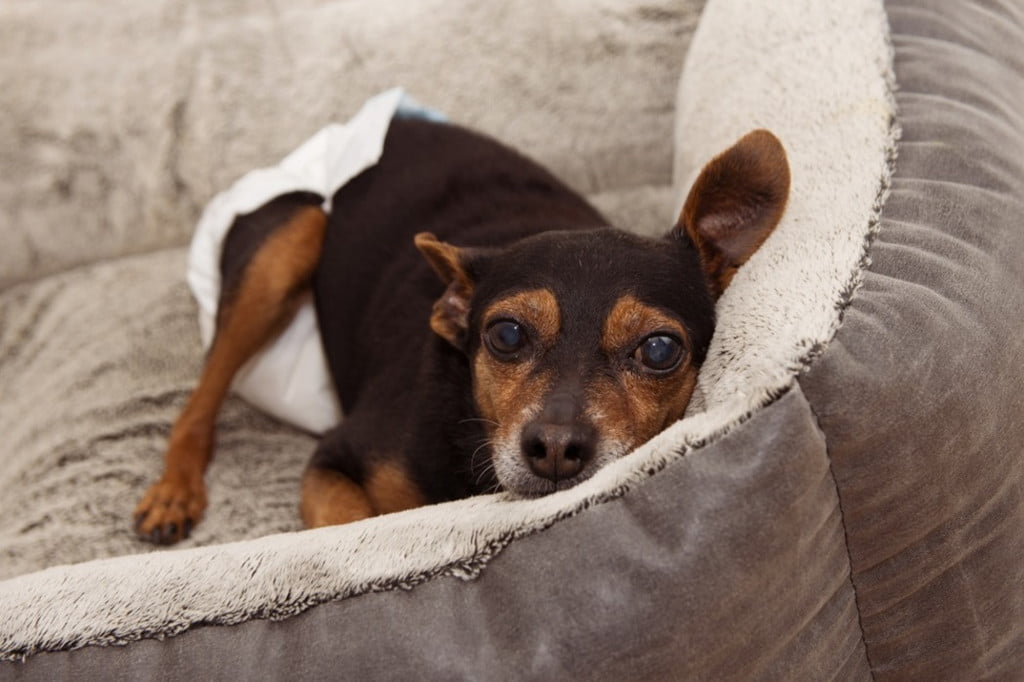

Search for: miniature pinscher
xmin=134 ymin=117 xmax=790 ymax=544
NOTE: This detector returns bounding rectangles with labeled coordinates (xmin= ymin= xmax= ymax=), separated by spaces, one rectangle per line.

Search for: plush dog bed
xmin=2 ymin=0 xmax=1023 ymax=678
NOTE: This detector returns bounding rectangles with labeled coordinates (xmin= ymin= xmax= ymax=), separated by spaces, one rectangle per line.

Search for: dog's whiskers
xmin=469 ymin=437 xmax=498 ymax=488
xmin=470 ymin=438 xmax=493 ymax=461
xmin=475 ymin=462 xmax=498 ymax=489
xmin=458 ymin=417 xmax=500 ymax=429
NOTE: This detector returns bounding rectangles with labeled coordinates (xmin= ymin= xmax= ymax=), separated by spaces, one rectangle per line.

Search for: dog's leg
xmin=135 ymin=198 xmax=326 ymax=544
xmin=300 ymin=467 xmax=375 ymax=528
xmin=300 ymin=427 xmax=427 ymax=528
xmin=300 ymin=463 xmax=428 ymax=528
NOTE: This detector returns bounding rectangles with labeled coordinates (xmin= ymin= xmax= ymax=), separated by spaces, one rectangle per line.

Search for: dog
xmin=134 ymin=115 xmax=790 ymax=544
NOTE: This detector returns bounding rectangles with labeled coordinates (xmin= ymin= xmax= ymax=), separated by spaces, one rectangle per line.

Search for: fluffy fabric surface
xmin=675 ymin=0 xmax=898 ymax=419
xmin=0 ymin=0 xmax=699 ymax=290
xmin=0 ymin=250 xmax=315 ymax=578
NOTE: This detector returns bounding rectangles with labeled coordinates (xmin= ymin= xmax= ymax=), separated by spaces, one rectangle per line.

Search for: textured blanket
xmin=0 ymin=0 xmax=699 ymax=290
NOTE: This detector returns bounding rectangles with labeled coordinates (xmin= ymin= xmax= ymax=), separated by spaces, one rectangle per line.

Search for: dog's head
xmin=416 ymin=130 xmax=790 ymax=495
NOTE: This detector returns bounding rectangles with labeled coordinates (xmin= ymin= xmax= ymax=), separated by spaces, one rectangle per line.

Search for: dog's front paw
xmin=133 ymin=476 xmax=207 ymax=545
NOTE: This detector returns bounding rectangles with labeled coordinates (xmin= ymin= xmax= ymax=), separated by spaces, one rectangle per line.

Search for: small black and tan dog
xmin=134 ymin=117 xmax=789 ymax=544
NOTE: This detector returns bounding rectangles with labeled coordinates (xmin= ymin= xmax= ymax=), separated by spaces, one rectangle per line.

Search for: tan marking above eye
xmin=482 ymin=288 xmax=561 ymax=348
xmin=602 ymin=294 xmax=689 ymax=359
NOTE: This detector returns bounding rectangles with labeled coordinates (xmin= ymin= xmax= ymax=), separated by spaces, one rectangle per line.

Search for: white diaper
xmin=186 ymin=88 xmax=444 ymax=434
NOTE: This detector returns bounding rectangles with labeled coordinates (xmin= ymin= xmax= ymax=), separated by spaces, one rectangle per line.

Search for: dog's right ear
xmin=414 ymin=232 xmax=478 ymax=350
xmin=674 ymin=129 xmax=790 ymax=299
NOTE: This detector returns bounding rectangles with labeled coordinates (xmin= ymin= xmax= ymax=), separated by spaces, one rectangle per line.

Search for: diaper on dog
xmin=187 ymin=88 xmax=444 ymax=434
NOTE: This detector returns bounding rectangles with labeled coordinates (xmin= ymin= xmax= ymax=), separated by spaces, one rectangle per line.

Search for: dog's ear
xmin=414 ymin=232 xmax=479 ymax=350
xmin=674 ymin=129 xmax=790 ymax=298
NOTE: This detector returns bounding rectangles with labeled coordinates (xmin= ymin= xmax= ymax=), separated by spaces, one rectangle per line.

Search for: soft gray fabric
xmin=0 ymin=0 xmax=700 ymax=290
xmin=798 ymin=0 xmax=1024 ymax=678
xmin=673 ymin=0 xmax=897 ymax=419
xmin=8 ymin=388 xmax=871 ymax=681
xmin=0 ymin=249 xmax=315 ymax=578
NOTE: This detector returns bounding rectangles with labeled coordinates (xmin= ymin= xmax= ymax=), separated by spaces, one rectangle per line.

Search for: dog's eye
xmin=634 ymin=335 xmax=684 ymax=372
xmin=485 ymin=320 xmax=528 ymax=356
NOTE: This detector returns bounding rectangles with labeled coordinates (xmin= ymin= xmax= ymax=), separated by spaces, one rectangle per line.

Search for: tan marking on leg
xmin=365 ymin=461 xmax=428 ymax=515
xmin=300 ymin=467 xmax=374 ymax=528
xmin=136 ymin=205 xmax=327 ymax=544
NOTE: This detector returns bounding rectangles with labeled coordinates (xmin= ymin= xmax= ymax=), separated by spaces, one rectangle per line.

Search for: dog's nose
xmin=520 ymin=420 xmax=596 ymax=482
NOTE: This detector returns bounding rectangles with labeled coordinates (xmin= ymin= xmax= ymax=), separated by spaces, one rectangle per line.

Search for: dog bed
xmin=2 ymin=0 xmax=1023 ymax=678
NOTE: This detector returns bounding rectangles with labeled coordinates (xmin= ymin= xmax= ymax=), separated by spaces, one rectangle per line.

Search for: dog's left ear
xmin=414 ymin=232 xmax=480 ymax=350
xmin=674 ymin=129 xmax=790 ymax=298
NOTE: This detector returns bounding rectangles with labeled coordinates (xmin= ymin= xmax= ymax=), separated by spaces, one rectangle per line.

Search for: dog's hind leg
xmin=135 ymin=193 xmax=326 ymax=544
